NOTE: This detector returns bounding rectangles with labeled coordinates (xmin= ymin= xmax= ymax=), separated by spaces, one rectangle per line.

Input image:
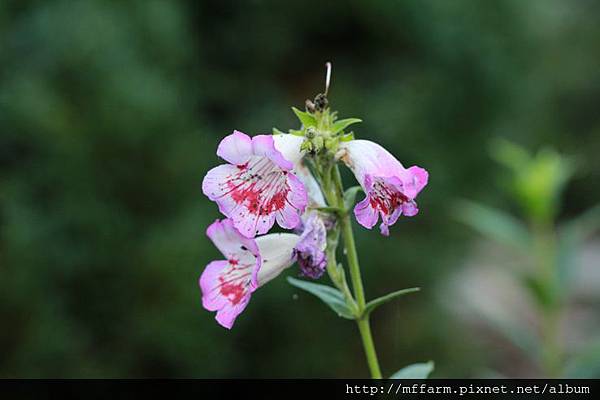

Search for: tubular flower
xmin=200 ymin=219 xmax=300 ymax=329
xmin=338 ymin=140 xmax=429 ymax=236
xmin=202 ymin=131 xmax=307 ymax=238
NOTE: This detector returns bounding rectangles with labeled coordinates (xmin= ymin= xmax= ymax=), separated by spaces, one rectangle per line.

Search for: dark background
xmin=1 ymin=0 xmax=599 ymax=378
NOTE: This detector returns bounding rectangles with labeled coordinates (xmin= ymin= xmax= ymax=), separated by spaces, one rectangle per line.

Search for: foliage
xmin=0 ymin=0 xmax=599 ymax=377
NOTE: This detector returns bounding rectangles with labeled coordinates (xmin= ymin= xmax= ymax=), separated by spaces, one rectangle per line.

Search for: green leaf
xmin=287 ymin=277 xmax=354 ymax=319
xmin=364 ymin=287 xmax=420 ymax=316
xmin=557 ymin=203 xmax=600 ymax=284
xmin=522 ymin=275 xmax=555 ymax=310
xmin=564 ymin=338 xmax=600 ymax=378
xmin=272 ymin=127 xmax=286 ymax=135
xmin=331 ymin=118 xmax=362 ymax=134
xmin=292 ymin=107 xmax=316 ymax=128
xmin=313 ymin=206 xmax=344 ymax=214
xmin=390 ymin=361 xmax=434 ymax=379
xmin=454 ymin=200 xmax=531 ymax=250
xmin=344 ymin=186 xmax=363 ymax=210
xmin=562 ymin=203 xmax=600 ymax=239
xmin=490 ymin=138 xmax=531 ymax=172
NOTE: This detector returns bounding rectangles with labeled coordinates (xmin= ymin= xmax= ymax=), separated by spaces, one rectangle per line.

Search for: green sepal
xmin=292 ymin=107 xmax=317 ymax=128
xmin=300 ymin=140 xmax=313 ymax=153
xmin=340 ymin=132 xmax=355 ymax=141
xmin=331 ymin=118 xmax=362 ymax=134
xmin=287 ymin=277 xmax=354 ymax=319
xmin=289 ymin=128 xmax=305 ymax=137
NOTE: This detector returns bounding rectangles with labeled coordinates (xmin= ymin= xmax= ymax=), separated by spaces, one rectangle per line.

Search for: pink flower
xmin=202 ymin=131 xmax=308 ymax=238
xmin=200 ymin=219 xmax=300 ymax=329
xmin=338 ymin=140 xmax=428 ymax=236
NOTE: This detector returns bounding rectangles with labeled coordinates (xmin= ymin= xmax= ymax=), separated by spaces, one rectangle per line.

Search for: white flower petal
xmin=273 ymin=133 xmax=305 ymax=166
xmin=255 ymin=233 xmax=300 ymax=286
xmin=295 ymin=163 xmax=326 ymax=208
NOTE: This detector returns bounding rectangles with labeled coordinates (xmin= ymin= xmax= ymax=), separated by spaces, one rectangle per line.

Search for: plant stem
xmin=312 ymin=112 xmax=383 ymax=378
xmin=357 ymin=317 xmax=382 ymax=378
xmin=533 ymin=221 xmax=563 ymax=377
xmin=333 ymin=164 xmax=383 ymax=379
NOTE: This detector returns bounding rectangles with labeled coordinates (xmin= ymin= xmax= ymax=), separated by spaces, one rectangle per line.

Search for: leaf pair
xmin=288 ymin=277 xmax=419 ymax=320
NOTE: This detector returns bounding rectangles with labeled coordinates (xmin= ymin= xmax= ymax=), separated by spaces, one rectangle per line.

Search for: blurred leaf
xmin=364 ymin=287 xmax=420 ymax=316
xmin=292 ymin=107 xmax=316 ymax=128
xmin=522 ymin=275 xmax=555 ymax=310
xmin=390 ymin=361 xmax=434 ymax=379
xmin=556 ymin=226 xmax=579 ymax=286
xmin=564 ymin=338 xmax=600 ymax=378
xmin=561 ymin=203 xmax=600 ymax=239
xmin=479 ymin=311 xmax=540 ymax=359
xmin=344 ymin=186 xmax=363 ymax=210
xmin=491 ymin=140 xmax=575 ymax=223
xmin=490 ymin=138 xmax=531 ymax=172
xmin=287 ymin=277 xmax=354 ymax=319
xmin=455 ymin=200 xmax=531 ymax=250
xmin=556 ymin=203 xmax=600 ymax=284
xmin=331 ymin=118 xmax=361 ymax=134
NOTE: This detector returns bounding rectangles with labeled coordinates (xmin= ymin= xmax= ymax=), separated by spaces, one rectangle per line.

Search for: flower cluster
xmin=200 ymin=117 xmax=428 ymax=329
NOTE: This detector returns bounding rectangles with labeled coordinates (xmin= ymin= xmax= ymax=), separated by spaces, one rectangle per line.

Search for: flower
xmin=293 ymin=211 xmax=328 ymax=279
xmin=291 ymin=163 xmax=330 ymax=278
xmin=202 ymin=131 xmax=307 ymax=238
xmin=200 ymin=219 xmax=300 ymax=329
xmin=338 ymin=140 xmax=429 ymax=236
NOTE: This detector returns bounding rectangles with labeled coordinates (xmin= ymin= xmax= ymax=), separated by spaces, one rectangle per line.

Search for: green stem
xmin=357 ymin=317 xmax=382 ymax=379
xmin=333 ymin=164 xmax=382 ymax=379
xmin=532 ymin=221 xmax=563 ymax=377
xmin=311 ymin=128 xmax=382 ymax=378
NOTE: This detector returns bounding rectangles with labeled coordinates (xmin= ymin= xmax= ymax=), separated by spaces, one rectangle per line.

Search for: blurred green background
xmin=1 ymin=0 xmax=599 ymax=378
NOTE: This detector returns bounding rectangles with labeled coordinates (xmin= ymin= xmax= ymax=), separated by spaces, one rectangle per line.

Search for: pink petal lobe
xmin=402 ymin=200 xmax=419 ymax=217
xmin=252 ymin=134 xmax=293 ymax=170
xmin=354 ymin=196 xmax=379 ymax=229
xmin=216 ymin=131 xmax=253 ymax=165
xmin=274 ymin=172 xmax=307 ymax=230
xmin=206 ymin=219 xmax=260 ymax=263
xmin=199 ymin=256 xmax=257 ymax=329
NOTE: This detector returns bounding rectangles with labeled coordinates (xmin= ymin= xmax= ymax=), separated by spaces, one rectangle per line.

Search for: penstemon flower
xmin=202 ymin=131 xmax=307 ymax=238
xmin=200 ymin=218 xmax=300 ymax=329
xmin=201 ymin=163 xmax=332 ymax=328
xmin=338 ymin=140 xmax=429 ymax=236
xmin=199 ymin=63 xmax=432 ymax=378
